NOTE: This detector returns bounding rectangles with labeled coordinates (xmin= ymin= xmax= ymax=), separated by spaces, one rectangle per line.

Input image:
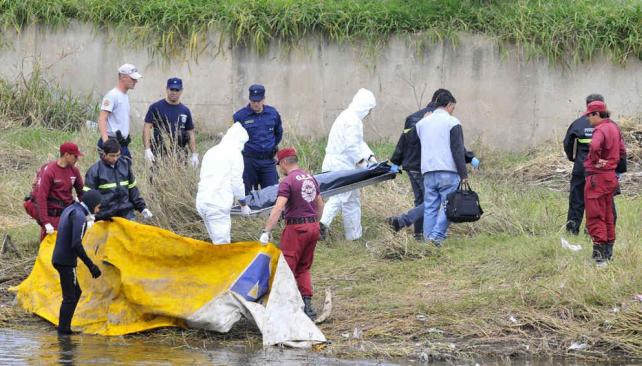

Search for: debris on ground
xmin=561 ymin=237 xmax=582 ymax=252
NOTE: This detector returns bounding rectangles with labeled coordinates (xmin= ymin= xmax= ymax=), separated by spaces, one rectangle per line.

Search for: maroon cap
xmin=584 ymin=101 xmax=607 ymax=116
xmin=276 ymin=147 xmax=297 ymax=164
xmin=60 ymin=142 xmax=84 ymax=157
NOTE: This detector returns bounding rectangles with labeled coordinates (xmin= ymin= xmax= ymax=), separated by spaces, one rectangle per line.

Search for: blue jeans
xmin=396 ymin=171 xmax=424 ymax=236
xmin=423 ymin=171 xmax=460 ymax=244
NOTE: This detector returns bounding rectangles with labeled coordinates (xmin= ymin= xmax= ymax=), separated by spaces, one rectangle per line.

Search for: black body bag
xmin=445 ymin=182 xmax=483 ymax=223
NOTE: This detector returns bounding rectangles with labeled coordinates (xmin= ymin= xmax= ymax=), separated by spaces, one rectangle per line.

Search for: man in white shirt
xmin=97 ymin=63 xmax=142 ymax=159
xmin=415 ymin=89 xmax=469 ymax=247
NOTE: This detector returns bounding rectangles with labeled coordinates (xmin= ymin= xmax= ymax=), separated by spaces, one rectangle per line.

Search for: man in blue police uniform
xmin=233 ymin=84 xmax=284 ymax=194
xmin=143 ymin=77 xmax=199 ymax=167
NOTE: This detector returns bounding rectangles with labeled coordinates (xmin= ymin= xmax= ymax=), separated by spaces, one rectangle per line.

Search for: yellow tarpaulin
xmin=11 ymin=218 xmax=284 ymax=335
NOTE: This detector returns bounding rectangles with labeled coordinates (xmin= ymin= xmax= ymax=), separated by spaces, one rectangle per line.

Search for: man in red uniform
xmin=260 ymin=147 xmax=324 ymax=320
xmin=24 ymin=142 xmax=85 ymax=241
xmin=583 ymin=101 xmax=626 ymax=265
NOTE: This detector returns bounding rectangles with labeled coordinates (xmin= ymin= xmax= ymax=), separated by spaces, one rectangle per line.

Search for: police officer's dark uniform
xmin=233 ymin=84 xmax=283 ymax=194
xmin=52 ymin=190 xmax=102 ymax=335
xmin=563 ymin=114 xmax=594 ymax=234
xmin=144 ymin=77 xmax=195 ymax=158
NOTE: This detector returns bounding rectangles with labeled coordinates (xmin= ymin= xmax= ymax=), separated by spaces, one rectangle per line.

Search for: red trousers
xmin=584 ymin=173 xmax=619 ymax=244
xmin=24 ymin=200 xmax=60 ymax=241
xmin=280 ymin=222 xmax=320 ymax=297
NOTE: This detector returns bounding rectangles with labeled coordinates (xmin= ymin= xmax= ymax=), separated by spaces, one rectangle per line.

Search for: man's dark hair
xmin=586 ymin=94 xmax=604 ymax=104
xmin=430 ymin=88 xmax=449 ymax=103
xmin=282 ymin=156 xmax=298 ymax=165
xmin=102 ymin=138 xmax=121 ymax=154
xmin=434 ymin=90 xmax=456 ymax=108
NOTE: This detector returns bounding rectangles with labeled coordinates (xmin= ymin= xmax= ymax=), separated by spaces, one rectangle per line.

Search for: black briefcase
xmin=445 ymin=182 xmax=483 ymax=223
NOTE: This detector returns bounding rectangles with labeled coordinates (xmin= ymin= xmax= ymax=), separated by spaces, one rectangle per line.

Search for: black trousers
xmin=54 ymin=264 xmax=82 ymax=333
xmin=566 ymin=175 xmax=585 ymax=234
xmin=407 ymin=171 xmax=425 ymax=237
xmin=567 ymin=174 xmax=618 ymax=235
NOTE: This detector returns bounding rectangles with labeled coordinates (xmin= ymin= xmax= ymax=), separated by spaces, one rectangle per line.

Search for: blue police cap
xmin=167 ymin=77 xmax=183 ymax=90
xmin=249 ymin=84 xmax=265 ymax=101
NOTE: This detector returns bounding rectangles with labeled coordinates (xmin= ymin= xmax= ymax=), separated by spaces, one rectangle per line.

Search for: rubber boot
xmin=302 ymin=296 xmax=317 ymax=321
xmin=319 ymin=223 xmax=328 ymax=241
xmin=592 ymin=244 xmax=607 ymax=267
xmin=604 ymin=242 xmax=614 ymax=261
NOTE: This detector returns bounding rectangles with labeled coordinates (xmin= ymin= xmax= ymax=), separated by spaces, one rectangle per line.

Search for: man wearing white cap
xmin=97 ymin=63 xmax=142 ymax=159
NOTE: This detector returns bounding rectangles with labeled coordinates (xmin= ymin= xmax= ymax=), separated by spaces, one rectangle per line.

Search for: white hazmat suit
xmin=196 ymin=123 xmax=248 ymax=244
xmin=320 ymin=88 xmax=376 ymax=240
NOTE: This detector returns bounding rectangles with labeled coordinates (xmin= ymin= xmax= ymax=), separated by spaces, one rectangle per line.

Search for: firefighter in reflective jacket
xmin=83 ymin=138 xmax=152 ymax=221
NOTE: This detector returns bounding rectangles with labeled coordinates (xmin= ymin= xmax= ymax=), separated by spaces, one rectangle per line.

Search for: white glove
xmin=142 ymin=208 xmax=153 ymax=219
xmin=144 ymin=148 xmax=155 ymax=163
xmin=240 ymin=205 xmax=251 ymax=216
xmin=85 ymin=214 xmax=96 ymax=229
xmin=259 ymin=231 xmax=270 ymax=245
xmin=190 ymin=153 xmax=199 ymax=167
xmin=44 ymin=223 xmax=55 ymax=234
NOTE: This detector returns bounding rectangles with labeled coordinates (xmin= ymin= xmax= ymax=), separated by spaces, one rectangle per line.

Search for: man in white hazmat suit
xmin=196 ymin=123 xmax=252 ymax=244
xmin=320 ymin=88 xmax=377 ymax=241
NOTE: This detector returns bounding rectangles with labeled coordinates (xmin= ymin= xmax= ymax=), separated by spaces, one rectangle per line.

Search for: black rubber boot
xmin=604 ymin=242 xmax=614 ymax=261
xmin=386 ymin=217 xmax=402 ymax=232
xmin=319 ymin=223 xmax=327 ymax=241
xmin=592 ymin=244 xmax=607 ymax=266
xmin=302 ymin=296 xmax=317 ymax=321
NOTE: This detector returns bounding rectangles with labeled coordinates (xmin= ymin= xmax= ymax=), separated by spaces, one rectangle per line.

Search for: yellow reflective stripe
xmin=82 ymin=186 xmax=91 ymax=192
xmin=577 ymin=138 xmax=592 ymax=144
xmin=128 ymin=180 xmax=137 ymax=189
xmin=119 ymin=181 xmax=129 ymax=187
xmin=98 ymin=183 xmax=117 ymax=189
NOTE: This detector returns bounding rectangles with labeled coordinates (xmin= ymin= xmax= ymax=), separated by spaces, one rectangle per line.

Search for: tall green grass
xmin=0 ymin=0 xmax=640 ymax=63
xmin=0 ymin=64 xmax=97 ymax=131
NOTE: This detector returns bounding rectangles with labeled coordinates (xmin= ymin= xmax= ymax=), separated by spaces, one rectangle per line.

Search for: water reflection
xmin=57 ymin=335 xmax=76 ymax=365
xmin=0 ymin=329 xmax=403 ymax=365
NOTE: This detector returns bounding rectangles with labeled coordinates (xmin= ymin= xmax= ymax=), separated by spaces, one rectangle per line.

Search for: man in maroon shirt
xmin=260 ymin=147 xmax=324 ymax=320
xmin=583 ymin=101 xmax=626 ymax=266
xmin=24 ymin=142 xmax=85 ymax=241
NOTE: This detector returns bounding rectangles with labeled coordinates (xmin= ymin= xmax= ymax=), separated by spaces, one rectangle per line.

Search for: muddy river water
xmin=0 ymin=328 xmax=639 ymax=365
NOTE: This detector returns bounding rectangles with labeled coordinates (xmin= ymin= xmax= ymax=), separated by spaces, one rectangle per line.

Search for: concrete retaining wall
xmin=1 ymin=22 xmax=641 ymax=150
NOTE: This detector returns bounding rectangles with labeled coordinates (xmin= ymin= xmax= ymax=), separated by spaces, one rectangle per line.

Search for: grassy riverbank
xmin=1 ymin=119 xmax=641 ymax=362
xmin=0 ymin=0 xmax=640 ymax=62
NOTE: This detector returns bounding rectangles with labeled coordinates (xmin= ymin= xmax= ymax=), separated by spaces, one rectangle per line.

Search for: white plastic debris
xmin=568 ymin=342 xmax=589 ymax=351
xmin=509 ymin=315 xmax=518 ymax=324
xmin=416 ymin=314 xmax=428 ymax=322
xmin=561 ymin=237 xmax=582 ymax=252
xmin=633 ymin=294 xmax=642 ymax=302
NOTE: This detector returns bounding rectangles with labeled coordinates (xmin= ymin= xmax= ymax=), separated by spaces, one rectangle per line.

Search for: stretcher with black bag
xmin=445 ymin=181 xmax=483 ymax=223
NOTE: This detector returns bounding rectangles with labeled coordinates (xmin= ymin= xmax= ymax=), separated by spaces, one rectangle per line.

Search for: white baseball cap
xmin=118 ymin=63 xmax=142 ymax=80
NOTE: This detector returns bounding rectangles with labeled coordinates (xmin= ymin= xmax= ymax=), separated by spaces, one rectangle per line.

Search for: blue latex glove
xmin=390 ymin=164 xmax=400 ymax=174
xmin=471 ymin=157 xmax=480 ymax=169
xmin=616 ymin=173 xmax=622 ymax=181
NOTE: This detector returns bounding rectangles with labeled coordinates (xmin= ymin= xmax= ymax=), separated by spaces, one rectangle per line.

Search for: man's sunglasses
xmin=169 ymin=88 xmax=182 ymax=92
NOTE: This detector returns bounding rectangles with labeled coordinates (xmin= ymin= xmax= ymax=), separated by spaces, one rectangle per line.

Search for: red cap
xmin=60 ymin=142 xmax=84 ymax=157
xmin=584 ymin=101 xmax=607 ymax=116
xmin=276 ymin=147 xmax=297 ymax=164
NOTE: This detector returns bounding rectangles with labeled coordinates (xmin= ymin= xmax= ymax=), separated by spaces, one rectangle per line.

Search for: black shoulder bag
xmin=445 ymin=181 xmax=483 ymax=223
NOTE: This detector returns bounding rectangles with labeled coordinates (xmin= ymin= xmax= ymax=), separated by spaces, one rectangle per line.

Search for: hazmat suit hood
xmin=348 ymin=88 xmax=376 ymax=121
xmin=220 ymin=122 xmax=249 ymax=151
